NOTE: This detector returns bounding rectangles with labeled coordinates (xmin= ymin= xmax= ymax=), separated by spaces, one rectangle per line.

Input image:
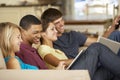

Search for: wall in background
xmin=0 ymin=0 xmax=38 ymax=5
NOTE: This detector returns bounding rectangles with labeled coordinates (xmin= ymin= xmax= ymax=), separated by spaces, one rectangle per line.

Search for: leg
xmin=70 ymin=43 xmax=120 ymax=79
xmin=108 ymin=30 xmax=120 ymax=56
xmin=108 ymin=30 xmax=120 ymax=43
xmin=113 ymin=77 xmax=120 ymax=80
xmin=93 ymin=67 xmax=114 ymax=80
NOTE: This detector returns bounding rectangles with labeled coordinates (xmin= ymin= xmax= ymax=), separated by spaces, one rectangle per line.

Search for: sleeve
xmin=38 ymin=45 xmax=52 ymax=59
xmin=72 ymin=31 xmax=87 ymax=46
xmin=17 ymin=57 xmax=39 ymax=70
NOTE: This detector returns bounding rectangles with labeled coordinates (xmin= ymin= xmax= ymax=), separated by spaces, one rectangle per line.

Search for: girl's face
xmin=45 ymin=23 xmax=57 ymax=41
xmin=11 ymin=28 xmax=22 ymax=53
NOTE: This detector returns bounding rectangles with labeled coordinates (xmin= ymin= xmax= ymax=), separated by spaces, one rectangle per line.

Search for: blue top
xmin=4 ymin=56 xmax=39 ymax=70
xmin=53 ymin=31 xmax=87 ymax=59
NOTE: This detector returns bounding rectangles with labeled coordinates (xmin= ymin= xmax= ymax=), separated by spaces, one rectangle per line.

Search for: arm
xmin=6 ymin=57 xmax=21 ymax=69
xmin=103 ymin=15 xmax=120 ymax=38
xmin=44 ymin=54 xmax=73 ymax=67
xmin=84 ymin=16 xmax=120 ymax=46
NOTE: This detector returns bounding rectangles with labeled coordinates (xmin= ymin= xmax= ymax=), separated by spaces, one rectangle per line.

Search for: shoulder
xmin=65 ymin=31 xmax=85 ymax=36
xmin=38 ymin=45 xmax=54 ymax=53
xmin=38 ymin=45 xmax=52 ymax=51
xmin=7 ymin=57 xmax=19 ymax=65
xmin=6 ymin=57 xmax=20 ymax=69
xmin=38 ymin=45 xmax=55 ymax=58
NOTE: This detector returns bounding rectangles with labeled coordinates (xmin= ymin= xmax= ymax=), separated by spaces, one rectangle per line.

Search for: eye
xmin=51 ymin=28 xmax=54 ymax=30
xmin=33 ymin=31 xmax=39 ymax=34
xmin=17 ymin=34 xmax=21 ymax=39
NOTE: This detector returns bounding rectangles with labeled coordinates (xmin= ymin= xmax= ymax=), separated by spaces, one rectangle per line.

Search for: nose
xmin=20 ymin=37 xmax=23 ymax=43
xmin=37 ymin=33 xmax=41 ymax=38
xmin=60 ymin=20 xmax=64 ymax=26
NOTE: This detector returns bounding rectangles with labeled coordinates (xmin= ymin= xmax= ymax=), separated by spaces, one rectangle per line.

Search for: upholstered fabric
xmin=0 ymin=49 xmax=6 ymax=69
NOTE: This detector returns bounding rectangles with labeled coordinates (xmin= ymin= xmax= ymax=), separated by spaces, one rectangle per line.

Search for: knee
xmin=89 ymin=42 xmax=104 ymax=48
xmin=111 ymin=31 xmax=120 ymax=35
xmin=86 ymin=42 xmax=104 ymax=53
xmin=109 ymin=30 xmax=120 ymax=39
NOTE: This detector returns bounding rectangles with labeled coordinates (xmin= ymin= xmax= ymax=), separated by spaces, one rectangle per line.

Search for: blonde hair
xmin=0 ymin=22 xmax=22 ymax=58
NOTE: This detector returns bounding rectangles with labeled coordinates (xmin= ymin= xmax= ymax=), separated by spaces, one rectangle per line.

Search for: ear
xmin=41 ymin=32 xmax=49 ymax=42
xmin=41 ymin=32 xmax=46 ymax=37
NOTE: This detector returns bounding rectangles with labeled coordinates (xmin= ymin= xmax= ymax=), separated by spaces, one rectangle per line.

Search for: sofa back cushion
xmin=0 ymin=49 xmax=6 ymax=69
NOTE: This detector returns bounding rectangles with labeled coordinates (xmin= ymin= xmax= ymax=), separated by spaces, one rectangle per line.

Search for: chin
xmin=53 ymin=38 xmax=57 ymax=41
xmin=34 ymin=41 xmax=40 ymax=44
xmin=15 ymin=49 xmax=20 ymax=53
xmin=60 ymin=30 xmax=64 ymax=34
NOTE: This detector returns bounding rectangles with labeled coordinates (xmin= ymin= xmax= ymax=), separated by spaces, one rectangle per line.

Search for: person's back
xmin=15 ymin=15 xmax=47 ymax=69
xmin=5 ymin=55 xmax=38 ymax=69
xmin=16 ymin=43 xmax=47 ymax=69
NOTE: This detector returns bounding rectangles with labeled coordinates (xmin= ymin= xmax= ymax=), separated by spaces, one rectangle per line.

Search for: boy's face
xmin=53 ymin=17 xmax=65 ymax=35
xmin=23 ymin=24 xmax=42 ymax=45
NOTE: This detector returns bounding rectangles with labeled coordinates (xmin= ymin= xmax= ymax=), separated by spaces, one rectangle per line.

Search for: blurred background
xmin=0 ymin=0 xmax=119 ymax=37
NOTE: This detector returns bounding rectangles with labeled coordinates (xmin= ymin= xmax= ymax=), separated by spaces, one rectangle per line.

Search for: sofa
xmin=0 ymin=51 xmax=90 ymax=80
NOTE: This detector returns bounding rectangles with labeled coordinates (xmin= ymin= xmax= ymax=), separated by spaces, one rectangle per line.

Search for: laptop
xmin=97 ymin=36 xmax=120 ymax=54
xmin=66 ymin=50 xmax=84 ymax=70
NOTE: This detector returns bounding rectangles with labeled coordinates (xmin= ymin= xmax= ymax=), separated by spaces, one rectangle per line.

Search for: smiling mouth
xmin=34 ymin=39 xmax=40 ymax=42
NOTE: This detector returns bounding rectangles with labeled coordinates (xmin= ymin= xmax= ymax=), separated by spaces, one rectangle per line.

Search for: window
xmin=74 ymin=0 xmax=118 ymax=16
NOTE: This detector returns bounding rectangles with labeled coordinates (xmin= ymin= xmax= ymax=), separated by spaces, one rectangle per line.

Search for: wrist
xmin=106 ymin=26 xmax=115 ymax=32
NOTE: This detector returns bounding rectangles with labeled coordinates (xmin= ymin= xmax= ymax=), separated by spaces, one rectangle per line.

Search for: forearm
xmin=103 ymin=25 xmax=116 ymax=38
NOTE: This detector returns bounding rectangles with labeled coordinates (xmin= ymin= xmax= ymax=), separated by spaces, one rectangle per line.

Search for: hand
xmin=112 ymin=16 xmax=120 ymax=29
xmin=55 ymin=61 xmax=66 ymax=70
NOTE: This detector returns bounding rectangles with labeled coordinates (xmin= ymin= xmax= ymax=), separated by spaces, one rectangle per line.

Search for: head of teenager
xmin=41 ymin=8 xmax=64 ymax=36
xmin=40 ymin=21 xmax=58 ymax=44
xmin=0 ymin=22 xmax=22 ymax=58
xmin=19 ymin=14 xmax=42 ymax=45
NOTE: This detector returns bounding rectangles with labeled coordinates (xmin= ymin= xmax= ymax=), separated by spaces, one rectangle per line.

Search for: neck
xmin=22 ymin=36 xmax=32 ymax=46
xmin=22 ymin=33 xmax=32 ymax=46
xmin=22 ymin=40 xmax=32 ymax=47
xmin=42 ymin=40 xmax=53 ymax=48
xmin=57 ymin=33 xmax=62 ymax=37
xmin=9 ymin=52 xmax=15 ymax=57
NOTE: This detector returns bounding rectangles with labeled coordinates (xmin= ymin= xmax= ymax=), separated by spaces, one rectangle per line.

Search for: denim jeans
xmin=108 ymin=30 xmax=120 ymax=43
xmin=108 ymin=30 xmax=120 ymax=56
xmin=70 ymin=43 xmax=120 ymax=80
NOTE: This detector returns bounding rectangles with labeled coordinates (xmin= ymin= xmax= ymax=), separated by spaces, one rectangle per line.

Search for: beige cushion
xmin=0 ymin=70 xmax=90 ymax=80
xmin=0 ymin=49 xmax=6 ymax=69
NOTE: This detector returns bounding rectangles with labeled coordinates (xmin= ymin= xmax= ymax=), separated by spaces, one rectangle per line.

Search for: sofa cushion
xmin=0 ymin=49 xmax=6 ymax=69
